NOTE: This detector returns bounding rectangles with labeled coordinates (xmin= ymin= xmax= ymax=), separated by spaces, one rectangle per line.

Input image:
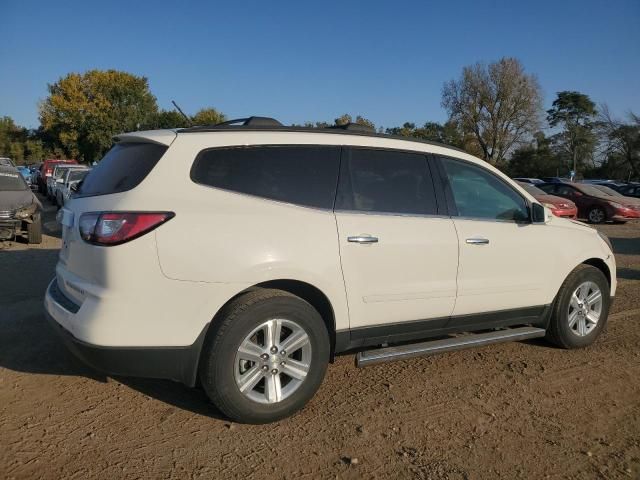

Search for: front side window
xmin=440 ymin=157 xmax=528 ymax=222
xmin=191 ymin=146 xmax=340 ymax=209
xmin=336 ymin=148 xmax=437 ymax=215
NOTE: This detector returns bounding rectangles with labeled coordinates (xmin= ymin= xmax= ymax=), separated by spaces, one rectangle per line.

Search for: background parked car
xmin=56 ymin=168 xmax=90 ymax=208
xmin=589 ymin=184 xmax=640 ymax=205
xmin=617 ymin=184 xmax=640 ymax=199
xmin=17 ymin=166 xmax=33 ymax=185
xmin=517 ymin=181 xmax=577 ymax=219
xmin=540 ymin=177 xmax=571 ymax=183
xmin=48 ymin=164 xmax=83 ymax=202
xmin=539 ymin=182 xmax=640 ymax=223
xmin=38 ymin=159 xmax=77 ymax=194
xmin=0 ymin=165 xmax=42 ymax=243
xmin=513 ymin=177 xmax=544 ymax=184
xmin=0 ymin=157 xmax=16 ymax=167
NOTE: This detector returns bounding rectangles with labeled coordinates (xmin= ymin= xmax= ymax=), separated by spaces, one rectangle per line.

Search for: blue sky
xmin=1 ymin=0 xmax=639 ymax=129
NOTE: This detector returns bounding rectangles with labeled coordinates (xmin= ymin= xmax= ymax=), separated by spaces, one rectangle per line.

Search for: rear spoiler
xmin=114 ymin=130 xmax=177 ymax=147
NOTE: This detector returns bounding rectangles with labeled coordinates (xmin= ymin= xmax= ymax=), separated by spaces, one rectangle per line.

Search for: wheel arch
xmin=194 ymin=279 xmax=338 ymax=386
xmin=581 ymin=257 xmax=612 ymax=287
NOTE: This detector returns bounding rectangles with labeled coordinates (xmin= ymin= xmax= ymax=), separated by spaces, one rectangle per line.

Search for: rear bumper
xmin=44 ymin=279 xmax=207 ymax=386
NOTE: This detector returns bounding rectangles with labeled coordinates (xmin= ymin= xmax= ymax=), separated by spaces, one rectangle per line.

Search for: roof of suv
xmin=115 ymin=116 xmax=467 ymax=153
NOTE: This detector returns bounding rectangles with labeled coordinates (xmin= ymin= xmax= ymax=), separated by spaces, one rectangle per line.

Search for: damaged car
xmin=0 ymin=165 xmax=42 ymax=244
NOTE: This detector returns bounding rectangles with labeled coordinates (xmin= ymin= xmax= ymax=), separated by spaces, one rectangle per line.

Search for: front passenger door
xmin=437 ymin=156 xmax=550 ymax=318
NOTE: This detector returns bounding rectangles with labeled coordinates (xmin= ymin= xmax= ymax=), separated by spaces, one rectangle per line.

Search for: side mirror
xmin=572 ymin=191 xmax=583 ymax=197
xmin=531 ymin=202 xmax=547 ymax=224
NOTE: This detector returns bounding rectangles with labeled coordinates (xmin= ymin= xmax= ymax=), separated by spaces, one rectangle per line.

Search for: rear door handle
xmin=466 ymin=237 xmax=490 ymax=245
xmin=348 ymin=235 xmax=379 ymax=244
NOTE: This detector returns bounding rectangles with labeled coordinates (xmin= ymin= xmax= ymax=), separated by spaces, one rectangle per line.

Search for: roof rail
xmin=327 ymin=122 xmax=375 ymax=133
xmin=214 ymin=116 xmax=283 ymax=127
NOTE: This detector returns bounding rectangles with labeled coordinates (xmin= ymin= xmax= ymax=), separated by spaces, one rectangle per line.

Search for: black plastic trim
xmin=334 ymin=305 xmax=549 ymax=353
xmin=45 ymin=309 xmax=208 ymax=387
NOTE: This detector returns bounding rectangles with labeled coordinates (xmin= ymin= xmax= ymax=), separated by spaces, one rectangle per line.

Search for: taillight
xmin=79 ymin=212 xmax=174 ymax=246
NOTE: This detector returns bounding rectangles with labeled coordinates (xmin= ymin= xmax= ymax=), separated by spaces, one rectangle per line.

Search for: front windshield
xmin=0 ymin=170 xmax=28 ymax=191
xmin=518 ymin=182 xmax=545 ymax=195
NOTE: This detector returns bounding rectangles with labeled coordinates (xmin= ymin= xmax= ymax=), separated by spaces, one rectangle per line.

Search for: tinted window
xmin=441 ymin=157 xmax=528 ymax=221
xmin=538 ymin=184 xmax=557 ymax=194
xmin=556 ymin=185 xmax=577 ymax=196
xmin=68 ymin=170 xmax=89 ymax=183
xmin=0 ymin=169 xmax=27 ymax=191
xmin=78 ymin=143 xmax=167 ymax=197
xmin=191 ymin=146 xmax=340 ymax=209
xmin=336 ymin=148 xmax=436 ymax=215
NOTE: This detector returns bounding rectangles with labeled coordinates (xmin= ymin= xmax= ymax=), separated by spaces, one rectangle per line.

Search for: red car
xmin=38 ymin=159 xmax=77 ymax=193
xmin=539 ymin=182 xmax=640 ymax=223
xmin=517 ymin=182 xmax=578 ymax=219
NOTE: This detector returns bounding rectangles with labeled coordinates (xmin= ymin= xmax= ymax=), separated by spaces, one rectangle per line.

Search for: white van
xmin=45 ymin=117 xmax=616 ymax=423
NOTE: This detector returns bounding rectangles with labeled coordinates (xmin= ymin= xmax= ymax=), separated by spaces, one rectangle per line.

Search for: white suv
xmin=45 ymin=117 xmax=616 ymax=423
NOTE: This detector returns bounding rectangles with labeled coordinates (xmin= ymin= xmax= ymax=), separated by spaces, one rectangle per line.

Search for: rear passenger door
xmin=335 ymin=148 xmax=459 ymax=334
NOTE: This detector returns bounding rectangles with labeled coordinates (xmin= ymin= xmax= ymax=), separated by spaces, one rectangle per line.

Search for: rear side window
xmin=336 ymin=148 xmax=437 ymax=215
xmin=191 ymin=146 xmax=340 ymax=209
xmin=78 ymin=143 xmax=167 ymax=197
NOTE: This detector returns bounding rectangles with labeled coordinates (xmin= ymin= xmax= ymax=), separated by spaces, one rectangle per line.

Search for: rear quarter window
xmin=77 ymin=143 xmax=167 ymax=197
xmin=190 ymin=145 xmax=340 ymax=209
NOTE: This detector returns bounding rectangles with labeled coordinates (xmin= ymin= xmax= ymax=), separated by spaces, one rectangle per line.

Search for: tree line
xmin=1 ymin=61 xmax=638 ymax=180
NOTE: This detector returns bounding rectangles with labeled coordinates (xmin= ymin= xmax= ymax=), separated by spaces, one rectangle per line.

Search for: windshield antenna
xmin=171 ymin=100 xmax=193 ymax=126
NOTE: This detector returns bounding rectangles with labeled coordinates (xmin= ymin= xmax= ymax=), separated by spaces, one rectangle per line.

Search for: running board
xmin=356 ymin=326 xmax=546 ymax=367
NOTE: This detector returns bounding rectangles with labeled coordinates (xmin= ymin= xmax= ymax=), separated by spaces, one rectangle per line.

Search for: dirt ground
xmin=1 ymin=197 xmax=639 ymax=480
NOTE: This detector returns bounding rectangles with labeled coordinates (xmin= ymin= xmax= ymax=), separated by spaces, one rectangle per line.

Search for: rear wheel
xmin=587 ymin=207 xmax=606 ymax=224
xmin=546 ymin=265 xmax=610 ymax=349
xmin=27 ymin=214 xmax=42 ymax=244
xmin=199 ymin=289 xmax=330 ymax=424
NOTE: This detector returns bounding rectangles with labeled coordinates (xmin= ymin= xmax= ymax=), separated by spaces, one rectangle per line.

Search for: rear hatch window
xmin=77 ymin=142 xmax=167 ymax=197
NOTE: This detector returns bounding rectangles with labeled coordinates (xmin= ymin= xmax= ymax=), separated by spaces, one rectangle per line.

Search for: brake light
xmin=79 ymin=212 xmax=174 ymax=246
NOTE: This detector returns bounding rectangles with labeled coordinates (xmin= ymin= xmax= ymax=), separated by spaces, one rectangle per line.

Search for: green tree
xmin=146 ymin=110 xmax=191 ymax=129
xmin=191 ymin=108 xmax=226 ymax=126
xmin=546 ymin=91 xmax=597 ymax=176
xmin=442 ymin=57 xmax=543 ymax=164
xmin=39 ymin=70 xmax=159 ymax=162
xmin=507 ymin=132 xmax=563 ymax=177
xmin=385 ymin=120 xmax=464 ymax=148
xmin=0 ymin=116 xmax=25 ymax=159
xmin=333 ymin=114 xmax=375 ymax=129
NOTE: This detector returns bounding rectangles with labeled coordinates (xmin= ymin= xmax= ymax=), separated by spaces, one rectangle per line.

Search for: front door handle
xmin=466 ymin=237 xmax=490 ymax=245
xmin=348 ymin=235 xmax=379 ymax=244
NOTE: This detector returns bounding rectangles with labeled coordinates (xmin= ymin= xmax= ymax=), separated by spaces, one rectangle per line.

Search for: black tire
xmin=587 ymin=206 xmax=607 ymax=224
xmin=546 ymin=264 xmax=610 ymax=349
xmin=27 ymin=214 xmax=42 ymax=244
xmin=199 ymin=288 xmax=330 ymax=424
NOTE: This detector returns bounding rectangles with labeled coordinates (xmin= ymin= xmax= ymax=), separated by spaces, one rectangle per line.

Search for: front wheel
xmin=27 ymin=214 xmax=42 ymax=244
xmin=587 ymin=207 xmax=606 ymax=224
xmin=546 ymin=265 xmax=610 ymax=349
xmin=199 ymin=289 xmax=330 ymax=424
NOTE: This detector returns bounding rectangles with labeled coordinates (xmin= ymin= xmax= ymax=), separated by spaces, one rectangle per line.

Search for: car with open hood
xmin=0 ymin=165 xmax=42 ymax=243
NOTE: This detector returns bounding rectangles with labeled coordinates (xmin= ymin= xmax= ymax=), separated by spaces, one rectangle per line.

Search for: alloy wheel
xmin=234 ymin=318 xmax=312 ymax=404
xmin=567 ymin=281 xmax=603 ymax=337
